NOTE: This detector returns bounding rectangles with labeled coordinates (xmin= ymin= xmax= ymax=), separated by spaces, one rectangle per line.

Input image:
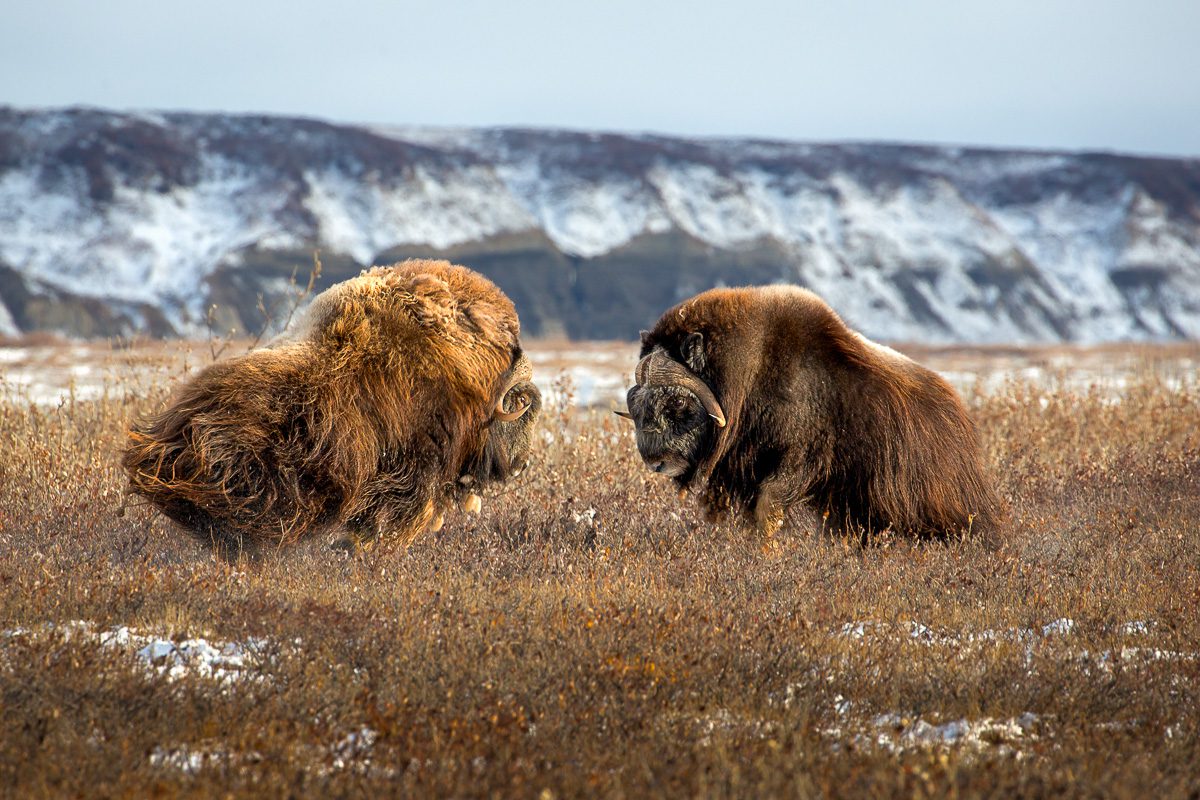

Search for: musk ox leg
xmin=209 ymin=529 xmax=257 ymax=563
xmin=753 ymin=482 xmax=786 ymax=538
xmin=393 ymin=497 xmax=440 ymax=545
xmin=818 ymin=504 xmax=873 ymax=544
xmin=698 ymin=488 xmax=733 ymax=525
xmin=152 ymin=499 xmax=257 ymax=562
xmin=344 ymin=484 xmax=440 ymax=551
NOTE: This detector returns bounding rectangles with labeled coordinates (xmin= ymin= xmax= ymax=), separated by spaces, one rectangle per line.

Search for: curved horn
xmin=493 ymin=353 xmax=533 ymax=422
xmin=635 ymin=349 xmax=726 ymax=428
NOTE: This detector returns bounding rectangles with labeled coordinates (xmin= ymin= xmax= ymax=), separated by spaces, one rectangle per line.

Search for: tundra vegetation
xmin=0 ymin=339 xmax=1198 ymax=798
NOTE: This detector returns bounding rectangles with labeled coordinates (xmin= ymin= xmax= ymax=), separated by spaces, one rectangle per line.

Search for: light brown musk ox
xmin=619 ymin=285 xmax=1004 ymax=540
xmin=122 ymin=260 xmax=540 ymax=557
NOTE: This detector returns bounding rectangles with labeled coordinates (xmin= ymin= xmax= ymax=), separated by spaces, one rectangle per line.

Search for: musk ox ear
xmin=681 ymin=332 xmax=706 ymax=373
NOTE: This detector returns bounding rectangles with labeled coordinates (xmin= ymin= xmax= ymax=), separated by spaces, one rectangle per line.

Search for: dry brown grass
xmin=1 ymin=344 xmax=1198 ymax=798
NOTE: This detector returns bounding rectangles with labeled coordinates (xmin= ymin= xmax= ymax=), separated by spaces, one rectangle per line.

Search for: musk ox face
xmin=625 ymin=383 xmax=713 ymax=478
xmin=467 ymin=353 xmax=542 ymax=485
xmin=122 ymin=259 xmax=540 ymax=557
xmin=489 ymin=382 xmax=541 ymax=476
xmin=622 ymin=336 xmax=727 ymax=480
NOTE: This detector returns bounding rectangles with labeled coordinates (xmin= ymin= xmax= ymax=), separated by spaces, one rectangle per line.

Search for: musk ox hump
xmin=297 ymin=261 xmax=518 ymax=353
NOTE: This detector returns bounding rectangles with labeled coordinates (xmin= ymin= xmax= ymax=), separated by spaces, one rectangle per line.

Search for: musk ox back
xmin=622 ymin=285 xmax=1004 ymax=539
xmin=122 ymin=260 xmax=541 ymax=556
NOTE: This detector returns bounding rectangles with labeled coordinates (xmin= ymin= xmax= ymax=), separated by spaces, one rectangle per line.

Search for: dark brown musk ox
xmin=122 ymin=260 xmax=541 ymax=557
xmin=618 ymin=285 xmax=1004 ymax=540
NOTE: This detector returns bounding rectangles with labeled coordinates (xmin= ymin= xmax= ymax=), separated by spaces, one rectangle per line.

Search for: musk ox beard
xmin=620 ymin=285 xmax=1004 ymax=539
xmin=122 ymin=259 xmax=541 ymax=556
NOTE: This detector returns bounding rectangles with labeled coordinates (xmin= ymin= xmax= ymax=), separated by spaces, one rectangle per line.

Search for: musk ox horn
xmin=635 ymin=349 xmax=727 ymax=428
xmin=493 ymin=353 xmax=534 ymax=422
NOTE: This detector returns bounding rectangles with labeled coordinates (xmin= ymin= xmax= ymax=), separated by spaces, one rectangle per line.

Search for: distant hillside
xmin=1 ymin=106 xmax=1199 ymax=342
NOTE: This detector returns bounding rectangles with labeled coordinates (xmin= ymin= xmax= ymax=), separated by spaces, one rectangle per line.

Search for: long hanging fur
xmin=630 ymin=285 xmax=1005 ymax=539
xmin=122 ymin=260 xmax=540 ymax=555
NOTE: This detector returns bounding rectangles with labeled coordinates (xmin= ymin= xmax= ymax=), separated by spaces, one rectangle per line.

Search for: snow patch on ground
xmin=837 ymin=617 xmax=1078 ymax=647
xmin=149 ymin=744 xmax=248 ymax=776
xmin=541 ymin=365 xmax=630 ymax=410
xmin=857 ymin=712 xmax=1041 ymax=757
xmin=832 ymin=616 xmax=1198 ymax=674
xmin=792 ymin=615 xmax=1191 ymax=757
xmin=2 ymin=620 xmax=269 ymax=683
xmin=150 ymin=725 xmax=385 ymax=778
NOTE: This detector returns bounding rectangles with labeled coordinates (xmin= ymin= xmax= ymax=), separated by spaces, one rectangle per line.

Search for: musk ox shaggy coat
xmin=122 ymin=260 xmax=540 ymax=555
xmin=624 ymin=285 xmax=1004 ymax=539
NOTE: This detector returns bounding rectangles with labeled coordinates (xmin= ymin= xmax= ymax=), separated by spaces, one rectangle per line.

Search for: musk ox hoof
xmin=210 ymin=534 xmax=256 ymax=564
xmin=330 ymin=528 xmax=395 ymax=555
xmin=462 ymin=493 xmax=483 ymax=515
xmin=755 ymin=514 xmax=784 ymax=538
xmin=329 ymin=535 xmax=371 ymax=556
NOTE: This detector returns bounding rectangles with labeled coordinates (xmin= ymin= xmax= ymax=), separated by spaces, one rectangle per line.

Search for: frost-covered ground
xmin=2 ymin=620 xmax=268 ymax=683
xmin=1 ymin=339 xmax=1196 ymax=409
xmin=2 ymin=340 xmax=1196 ymax=795
xmin=3 ymin=613 xmax=1190 ymax=774
xmin=0 ymin=620 xmax=397 ymax=778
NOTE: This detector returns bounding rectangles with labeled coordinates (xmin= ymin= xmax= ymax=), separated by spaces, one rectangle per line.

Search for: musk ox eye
xmin=662 ymin=398 xmax=694 ymax=424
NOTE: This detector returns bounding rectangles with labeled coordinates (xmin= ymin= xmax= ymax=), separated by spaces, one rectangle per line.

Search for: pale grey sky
xmin=3 ymin=0 xmax=1198 ymax=156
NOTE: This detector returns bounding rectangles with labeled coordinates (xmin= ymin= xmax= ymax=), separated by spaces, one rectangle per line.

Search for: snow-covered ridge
xmin=2 ymin=107 xmax=1199 ymax=343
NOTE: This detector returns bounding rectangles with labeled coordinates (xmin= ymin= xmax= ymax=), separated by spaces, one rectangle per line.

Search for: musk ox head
xmin=122 ymin=259 xmax=540 ymax=557
xmin=619 ymin=286 xmax=1004 ymax=540
xmin=461 ymin=352 xmax=542 ymax=486
xmin=623 ymin=334 xmax=725 ymax=480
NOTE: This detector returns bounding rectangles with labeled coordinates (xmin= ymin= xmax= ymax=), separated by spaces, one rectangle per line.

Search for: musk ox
xmin=122 ymin=260 xmax=541 ymax=556
xmin=619 ymin=285 xmax=1004 ymax=539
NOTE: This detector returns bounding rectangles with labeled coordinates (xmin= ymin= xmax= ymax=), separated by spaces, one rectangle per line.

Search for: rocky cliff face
xmin=2 ymin=106 xmax=1198 ymax=342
